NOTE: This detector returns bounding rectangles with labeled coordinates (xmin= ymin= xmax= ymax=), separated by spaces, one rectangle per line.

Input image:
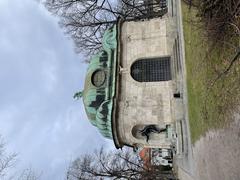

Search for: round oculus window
xmin=91 ymin=70 xmax=106 ymax=87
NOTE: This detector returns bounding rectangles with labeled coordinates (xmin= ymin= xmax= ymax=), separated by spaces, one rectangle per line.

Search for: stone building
xmin=82 ymin=2 xmax=183 ymax=151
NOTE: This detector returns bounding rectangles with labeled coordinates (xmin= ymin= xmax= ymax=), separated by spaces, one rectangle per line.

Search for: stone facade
xmin=115 ymin=10 xmax=182 ymax=149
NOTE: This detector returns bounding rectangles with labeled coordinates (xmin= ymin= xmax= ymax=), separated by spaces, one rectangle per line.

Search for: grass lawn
xmin=182 ymin=2 xmax=240 ymax=143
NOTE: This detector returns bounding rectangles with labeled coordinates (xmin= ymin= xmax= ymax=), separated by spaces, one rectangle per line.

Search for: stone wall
xmin=116 ymin=14 xmax=180 ymax=148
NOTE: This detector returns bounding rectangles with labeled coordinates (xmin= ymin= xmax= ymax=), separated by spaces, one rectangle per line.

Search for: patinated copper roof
xmin=82 ymin=25 xmax=117 ymax=139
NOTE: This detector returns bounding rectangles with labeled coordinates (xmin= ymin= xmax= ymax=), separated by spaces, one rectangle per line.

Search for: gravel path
xmin=192 ymin=112 xmax=240 ymax=180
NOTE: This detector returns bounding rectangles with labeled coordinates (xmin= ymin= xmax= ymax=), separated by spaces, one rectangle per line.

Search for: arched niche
xmin=132 ymin=124 xmax=168 ymax=142
xmin=132 ymin=124 xmax=147 ymax=140
xmin=130 ymin=57 xmax=172 ymax=82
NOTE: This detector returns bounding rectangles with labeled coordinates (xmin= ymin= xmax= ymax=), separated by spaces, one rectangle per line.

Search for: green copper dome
xmin=82 ymin=25 xmax=118 ymax=139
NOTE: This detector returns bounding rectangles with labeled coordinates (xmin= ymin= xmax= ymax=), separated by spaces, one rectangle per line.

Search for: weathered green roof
xmin=82 ymin=25 xmax=117 ymax=139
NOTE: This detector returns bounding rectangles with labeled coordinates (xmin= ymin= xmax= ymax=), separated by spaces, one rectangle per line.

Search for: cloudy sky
xmin=0 ymin=0 xmax=113 ymax=179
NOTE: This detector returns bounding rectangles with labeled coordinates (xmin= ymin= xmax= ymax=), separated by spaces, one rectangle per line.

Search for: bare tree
xmin=182 ymin=0 xmax=240 ymax=87
xmin=0 ymin=136 xmax=17 ymax=179
xmin=0 ymin=136 xmax=40 ymax=180
xmin=197 ymin=0 xmax=240 ymax=43
xmin=66 ymin=148 xmax=177 ymax=180
xmin=44 ymin=0 xmax=167 ymax=60
xmin=17 ymin=168 xmax=40 ymax=180
xmin=196 ymin=0 xmax=240 ymax=85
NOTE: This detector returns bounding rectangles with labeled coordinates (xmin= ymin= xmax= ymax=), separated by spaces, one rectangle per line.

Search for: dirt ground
xmin=192 ymin=112 xmax=240 ymax=180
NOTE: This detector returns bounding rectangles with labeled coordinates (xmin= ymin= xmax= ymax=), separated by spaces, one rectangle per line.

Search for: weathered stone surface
xmin=116 ymin=15 xmax=181 ymax=148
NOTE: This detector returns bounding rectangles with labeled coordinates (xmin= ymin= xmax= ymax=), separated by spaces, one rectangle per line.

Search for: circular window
xmin=91 ymin=70 xmax=106 ymax=87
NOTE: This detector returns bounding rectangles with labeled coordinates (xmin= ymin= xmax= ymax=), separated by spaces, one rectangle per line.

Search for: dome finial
xmin=73 ymin=91 xmax=83 ymax=100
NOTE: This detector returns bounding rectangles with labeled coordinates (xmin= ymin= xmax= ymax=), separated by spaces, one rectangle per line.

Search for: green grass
xmin=182 ymin=2 xmax=240 ymax=143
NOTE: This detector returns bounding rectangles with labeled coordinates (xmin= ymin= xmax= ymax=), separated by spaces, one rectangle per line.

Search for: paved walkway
xmin=193 ymin=115 xmax=240 ymax=180
xmin=177 ymin=167 xmax=194 ymax=180
xmin=174 ymin=0 xmax=195 ymax=178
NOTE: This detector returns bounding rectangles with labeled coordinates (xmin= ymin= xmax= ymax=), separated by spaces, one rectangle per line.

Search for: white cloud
xmin=40 ymin=52 xmax=59 ymax=93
